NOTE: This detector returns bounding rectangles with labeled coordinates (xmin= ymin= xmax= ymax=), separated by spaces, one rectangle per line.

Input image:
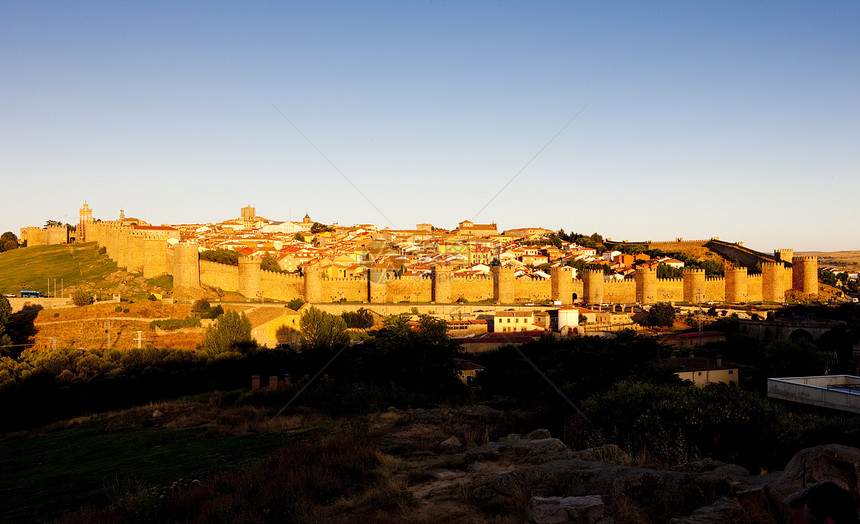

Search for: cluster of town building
xmin=23 ymin=204 xmax=689 ymax=283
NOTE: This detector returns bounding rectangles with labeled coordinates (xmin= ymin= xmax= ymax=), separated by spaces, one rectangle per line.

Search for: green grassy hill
xmin=0 ymin=243 xmax=117 ymax=295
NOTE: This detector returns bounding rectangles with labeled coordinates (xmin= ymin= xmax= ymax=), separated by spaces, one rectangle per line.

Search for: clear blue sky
xmin=2 ymin=1 xmax=858 ymax=252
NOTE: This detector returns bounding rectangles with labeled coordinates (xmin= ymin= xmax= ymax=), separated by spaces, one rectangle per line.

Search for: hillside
xmin=801 ymin=250 xmax=860 ymax=271
xmin=0 ymin=243 xmax=118 ymax=296
xmin=32 ymin=302 xmax=201 ymax=351
xmin=4 ymin=401 xmax=858 ymax=523
xmin=0 ymin=243 xmax=178 ymax=301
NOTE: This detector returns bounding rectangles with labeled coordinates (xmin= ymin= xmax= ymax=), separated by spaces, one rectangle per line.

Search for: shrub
xmin=148 ymin=294 xmax=157 ymax=301
xmin=150 ymin=318 xmax=202 ymax=330
xmin=115 ymin=306 xmax=123 ymax=313
xmin=71 ymin=290 xmax=94 ymax=307
xmin=191 ymin=300 xmax=223 ymax=319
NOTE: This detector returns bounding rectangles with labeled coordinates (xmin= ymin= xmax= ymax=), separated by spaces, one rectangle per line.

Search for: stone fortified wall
xmin=387 ymin=275 xmax=433 ymax=303
xmin=20 ymin=225 xmax=69 ymax=247
xmin=90 ymin=228 xmax=818 ymax=306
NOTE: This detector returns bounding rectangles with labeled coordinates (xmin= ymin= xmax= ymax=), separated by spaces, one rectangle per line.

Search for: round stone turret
xmin=635 ymin=266 xmax=657 ymax=304
xmin=792 ymin=256 xmax=819 ymax=297
xmin=583 ymin=269 xmax=604 ymax=304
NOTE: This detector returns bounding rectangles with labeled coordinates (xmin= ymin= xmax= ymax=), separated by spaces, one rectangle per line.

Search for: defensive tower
xmin=368 ymin=267 xmax=388 ymax=303
xmin=682 ymin=268 xmax=707 ymax=303
xmin=582 ymin=269 xmax=605 ymax=304
xmin=492 ymin=266 xmax=515 ymax=304
xmin=761 ymin=261 xmax=785 ymax=303
xmin=303 ymin=264 xmax=322 ymax=303
xmin=792 ymin=256 xmax=819 ymax=297
xmin=725 ymin=265 xmax=748 ymax=303
xmin=238 ymin=256 xmax=262 ymax=300
xmin=432 ymin=266 xmax=452 ymax=303
xmin=774 ymin=249 xmax=794 ymax=264
xmin=173 ymin=243 xmax=201 ymax=293
xmin=550 ymin=266 xmax=574 ymax=305
xmin=635 ymin=266 xmax=658 ymax=304
xmin=79 ymin=203 xmax=93 ymax=242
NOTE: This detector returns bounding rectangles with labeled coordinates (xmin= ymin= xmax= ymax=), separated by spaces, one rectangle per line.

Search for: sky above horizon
xmin=2 ymin=1 xmax=858 ymax=252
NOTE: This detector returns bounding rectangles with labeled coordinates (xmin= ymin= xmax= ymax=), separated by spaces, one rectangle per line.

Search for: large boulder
xmin=766 ymin=444 xmax=860 ymax=523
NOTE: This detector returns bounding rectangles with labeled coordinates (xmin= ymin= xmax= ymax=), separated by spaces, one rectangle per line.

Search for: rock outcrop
xmin=391 ymin=411 xmax=860 ymax=523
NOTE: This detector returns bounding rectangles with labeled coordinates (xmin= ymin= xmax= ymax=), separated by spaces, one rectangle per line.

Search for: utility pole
xmin=105 ymin=319 xmax=111 ymax=349
xmin=136 ymin=331 xmax=143 ymax=349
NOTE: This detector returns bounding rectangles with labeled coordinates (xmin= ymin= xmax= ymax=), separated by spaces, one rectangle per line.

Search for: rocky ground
xmin=370 ymin=406 xmax=860 ymax=523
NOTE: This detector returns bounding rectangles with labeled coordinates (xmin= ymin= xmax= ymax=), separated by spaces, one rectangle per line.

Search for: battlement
xmin=518 ymin=274 xmax=549 ymax=281
xmin=451 ymin=275 xmax=491 ymax=282
xmin=646 ymin=239 xmax=713 ymax=250
xmin=389 ymin=275 xmax=432 ymax=281
xmin=260 ymin=269 xmax=303 ymax=280
xmin=682 ymin=268 xmax=706 ymax=274
xmin=792 ymin=256 xmax=818 ymax=262
xmin=658 ymin=278 xmax=684 ymax=284
xmin=774 ymin=249 xmax=794 ymax=263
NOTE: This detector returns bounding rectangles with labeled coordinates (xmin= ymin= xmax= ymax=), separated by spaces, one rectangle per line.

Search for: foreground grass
xmin=0 ymin=243 xmax=116 ymax=295
xmin=0 ymin=413 xmax=313 ymax=522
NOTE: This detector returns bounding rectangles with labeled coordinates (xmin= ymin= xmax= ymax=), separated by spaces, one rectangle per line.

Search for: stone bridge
xmin=738 ymin=318 xmax=848 ymax=343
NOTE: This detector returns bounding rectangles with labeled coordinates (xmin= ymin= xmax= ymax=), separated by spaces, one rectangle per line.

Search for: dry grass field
xmin=800 ymin=250 xmax=860 ymax=270
xmin=31 ymin=302 xmax=201 ymax=351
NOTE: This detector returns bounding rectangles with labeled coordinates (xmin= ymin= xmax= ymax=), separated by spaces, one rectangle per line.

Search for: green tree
xmin=300 ymin=306 xmax=348 ymax=353
xmin=766 ymin=339 xmax=831 ymax=377
xmin=646 ymin=302 xmax=676 ymax=328
xmin=199 ymin=249 xmax=240 ymax=266
xmin=0 ymin=232 xmax=19 ymax=252
xmin=656 ymin=264 xmax=683 ymax=279
xmin=261 ymin=253 xmax=286 ymax=273
xmin=367 ymin=314 xmax=461 ymax=386
xmin=342 ymin=308 xmax=373 ymax=329
xmin=70 ymin=290 xmax=94 ymax=307
xmin=310 ymin=222 xmax=333 ymax=234
xmin=699 ymin=259 xmax=725 ymax=277
xmin=191 ymin=299 xmax=211 ymax=316
xmin=201 ymin=310 xmax=253 ymax=355
xmin=819 ymin=270 xmax=837 ymax=288
xmin=294 ymin=232 xmax=305 ymax=241
xmin=287 ymin=298 xmax=306 ymax=311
